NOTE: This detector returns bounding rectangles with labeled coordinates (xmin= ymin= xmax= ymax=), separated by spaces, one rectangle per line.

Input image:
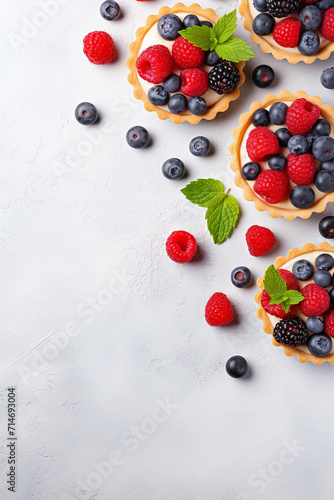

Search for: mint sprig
xmin=181 ymin=179 xmax=239 ymax=244
xmin=178 ymin=10 xmax=256 ymax=63
xmin=263 ymin=265 xmax=304 ymax=314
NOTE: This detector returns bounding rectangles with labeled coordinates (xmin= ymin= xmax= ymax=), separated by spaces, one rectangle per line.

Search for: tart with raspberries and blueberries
xmin=127 ymin=4 xmax=256 ymax=124
xmin=240 ymin=0 xmax=334 ymax=63
xmin=256 ymin=242 xmax=334 ymax=364
xmin=230 ymin=90 xmax=334 ymax=220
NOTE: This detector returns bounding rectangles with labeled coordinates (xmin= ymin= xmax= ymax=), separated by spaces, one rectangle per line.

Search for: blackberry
xmin=267 ymin=0 xmax=301 ymax=18
xmin=208 ymin=61 xmax=240 ymax=95
xmin=273 ymin=317 xmax=308 ymax=346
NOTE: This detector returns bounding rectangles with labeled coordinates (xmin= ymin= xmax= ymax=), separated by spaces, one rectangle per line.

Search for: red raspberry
xmin=172 ymin=37 xmax=205 ymax=70
xmin=287 ymin=153 xmax=316 ymax=185
xmin=83 ymin=31 xmax=116 ymax=65
xmin=321 ymin=7 xmax=334 ymax=42
xmin=254 ymin=170 xmax=289 ymax=205
xmin=245 ymin=225 xmax=275 ymax=257
xmin=166 ymin=230 xmax=196 ymax=263
xmin=273 ymin=18 xmax=302 ymax=48
xmin=180 ymin=68 xmax=209 ymax=97
xmin=205 ymin=292 xmax=234 ymax=326
xmin=324 ymin=309 xmax=334 ymax=337
xmin=246 ymin=127 xmax=280 ymax=162
xmin=300 ymin=283 xmax=330 ymax=317
xmin=302 ymin=0 xmax=318 ymax=3
xmin=136 ymin=44 xmax=174 ymax=84
xmin=261 ymin=269 xmax=299 ymax=319
xmin=286 ymin=98 xmax=320 ymax=136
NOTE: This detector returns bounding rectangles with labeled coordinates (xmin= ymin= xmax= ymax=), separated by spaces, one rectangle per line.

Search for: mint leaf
xmin=178 ymin=25 xmax=212 ymax=51
xmin=264 ymin=265 xmax=287 ymax=298
xmin=181 ymin=178 xmax=225 ymax=207
xmin=213 ymin=9 xmax=237 ymax=44
xmin=215 ymin=36 xmax=256 ymax=63
xmin=284 ymin=289 xmax=305 ymax=305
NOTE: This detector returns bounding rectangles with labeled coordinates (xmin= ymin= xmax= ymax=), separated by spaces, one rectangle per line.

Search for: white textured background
xmin=1 ymin=1 xmax=334 ymax=499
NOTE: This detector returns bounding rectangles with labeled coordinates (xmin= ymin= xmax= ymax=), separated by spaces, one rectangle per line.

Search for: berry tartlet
xmin=240 ymin=0 xmax=334 ymax=63
xmin=230 ymin=90 xmax=334 ymax=220
xmin=127 ymin=4 xmax=249 ymax=124
xmin=256 ymin=242 xmax=334 ymax=364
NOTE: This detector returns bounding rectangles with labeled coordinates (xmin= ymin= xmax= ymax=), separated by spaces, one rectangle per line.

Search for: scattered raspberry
xmin=180 ymin=68 xmax=209 ymax=97
xmin=287 ymin=153 xmax=316 ymax=185
xmin=83 ymin=31 xmax=116 ymax=64
xmin=205 ymin=292 xmax=234 ymax=326
xmin=172 ymin=36 xmax=205 ymax=70
xmin=166 ymin=230 xmax=196 ymax=263
xmin=261 ymin=269 xmax=299 ymax=319
xmin=254 ymin=170 xmax=289 ymax=205
xmin=321 ymin=7 xmax=334 ymax=42
xmin=300 ymin=283 xmax=330 ymax=317
xmin=324 ymin=309 xmax=334 ymax=337
xmin=136 ymin=44 xmax=174 ymax=84
xmin=245 ymin=225 xmax=276 ymax=257
xmin=246 ymin=127 xmax=280 ymax=162
xmin=273 ymin=18 xmax=301 ymax=48
xmin=286 ymin=98 xmax=320 ymax=136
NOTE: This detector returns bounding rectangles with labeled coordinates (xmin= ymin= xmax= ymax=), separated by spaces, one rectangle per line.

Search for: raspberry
xmin=261 ymin=269 xmax=299 ymax=319
xmin=324 ymin=308 xmax=334 ymax=337
xmin=246 ymin=127 xmax=280 ymax=162
xmin=286 ymin=98 xmax=320 ymax=136
xmin=246 ymin=225 xmax=276 ymax=257
xmin=136 ymin=45 xmax=174 ymax=84
xmin=172 ymin=36 xmax=205 ymax=70
xmin=287 ymin=153 xmax=316 ymax=185
xmin=205 ymin=292 xmax=234 ymax=326
xmin=180 ymin=68 xmax=209 ymax=97
xmin=254 ymin=170 xmax=289 ymax=204
xmin=166 ymin=230 xmax=196 ymax=263
xmin=301 ymin=0 xmax=318 ymax=3
xmin=300 ymin=283 xmax=330 ymax=317
xmin=273 ymin=18 xmax=302 ymax=48
xmin=83 ymin=31 xmax=116 ymax=65
xmin=321 ymin=7 xmax=334 ymax=42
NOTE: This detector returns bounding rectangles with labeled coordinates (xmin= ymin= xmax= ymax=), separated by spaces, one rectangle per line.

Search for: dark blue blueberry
xmin=231 ymin=266 xmax=252 ymax=288
xmin=252 ymin=13 xmax=275 ymax=36
xmin=100 ymin=0 xmax=120 ymax=20
xmin=319 ymin=216 xmax=334 ymax=239
xmin=313 ymin=119 xmax=331 ymax=137
xmin=252 ymin=108 xmax=270 ymax=127
xmin=205 ymin=50 xmax=220 ymax=66
xmin=312 ymin=136 xmax=334 ymax=162
xmin=313 ymin=270 xmax=332 ymax=288
xmin=183 ymin=14 xmax=200 ymax=28
xmin=315 ymin=0 xmax=334 ymax=9
xmin=162 ymin=158 xmax=185 ymax=180
xmin=292 ymin=259 xmax=314 ymax=281
xmin=252 ymin=64 xmax=275 ymax=88
xmin=241 ymin=162 xmax=261 ymax=180
xmin=148 ymin=86 xmax=169 ymax=106
xmin=225 ymin=356 xmax=248 ymax=378
xmin=126 ymin=126 xmax=149 ymax=149
xmin=306 ymin=317 xmax=324 ymax=334
xmin=305 ymin=132 xmax=317 ymax=151
xmin=163 ymin=74 xmax=181 ymax=93
xmin=330 ymin=288 xmax=334 ymax=304
xmin=287 ymin=135 xmax=309 ymax=155
xmin=307 ymin=333 xmax=332 ymax=357
xmin=320 ymin=159 xmax=334 ymax=173
xmin=269 ymin=102 xmax=288 ymax=125
xmin=189 ymin=136 xmax=211 ymax=157
xmin=75 ymin=102 xmax=98 ymax=125
xmin=298 ymin=6 xmax=322 ymax=31
xmin=290 ymin=185 xmax=315 ymax=209
xmin=158 ymin=14 xmax=183 ymax=40
xmin=297 ymin=30 xmax=320 ymax=56
xmin=275 ymin=128 xmax=292 ymax=147
xmin=168 ymin=94 xmax=188 ymax=114
xmin=321 ymin=67 xmax=334 ymax=90
xmin=201 ymin=21 xmax=213 ymax=28
xmin=315 ymin=253 xmax=334 ymax=271
xmin=253 ymin=0 xmax=268 ymax=12
xmin=268 ymin=154 xmax=287 ymax=171
xmin=188 ymin=96 xmax=207 ymax=116
xmin=315 ymin=171 xmax=334 ymax=193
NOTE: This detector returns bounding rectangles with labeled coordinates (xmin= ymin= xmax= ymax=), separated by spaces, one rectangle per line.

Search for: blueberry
xmin=201 ymin=21 xmax=213 ymax=28
xmin=252 ymin=13 xmax=275 ymax=36
xmin=189 ymin=136 xmax=211 ymax=157
xmin=148 ymin=86 xmax=169 ymax=106
xmin=252 ymin=108 xmax=270 ymax=127
xmin=188 ymin=96 xmax=207 ymax=116
xmin=241 ymin=162 xmax=261 ymax=180
xmin=205 ymin=50 xmax=220 ymax=66
xmin=313 ymin=119 xmax=331 ymax=138
xmin=298 ymin=6 xmax=322 ymax=31
xmin=252 ymin=64 xmax=275 ymax=88
xmin=168 ymin=94 xmax=188 ymax=114
xmin=290 ymin=185 xmax=315 ymax=209
xmin=163 ymin=74 xmax=181 ymax=93
xmin=75 ymin=102 xmax=98 ymax=125
xmin=100 ymin=0 xmax=120 ymax=20
xmin=330 ymin=288 xmax=334 ymax=304
xmin=287 ymin=135 xmax=309 ymax=155
xmin=320 ymin=159 xmax=334 ymax=173
xmin=307 ymin=333 xmax=332 ymax=357
xmin=126 ymin=126 xmax=149 ymax=149
xmin=225 ymin=355 xmax=248 ymax=378
xmin=275 ymin=128 xmax=292 ymax=147
xmin=321 ymin=67 xmax=334 ymax=90
xmin=158 ymin=14 xmax=183 ymax=40
xmin=312 ymin=136 xmax=334 ymax=162
xmin=315 ymin=0 xmax=334 ymax=9
xmin=269 ymin=102 xmax=288 ymax=125
xmin=319 ymin=216 xmax=334 ymax=239
xmin=314 ymin=270 xmax=332 ymax=288
xmin=297 ymin=30 xmax=320 ymax=56
xmin=306 ymin=317 xmax=324 ymax=334
xmin=315 ymin=171 xmax=334 ymax=193
xmin=162 ymin=158 xmax=185 ymax=180
xmin=268 ymin=154 xmax=287 ymax=171
xmin=231 ymin=266 xmax=252 ymax=288
xmin=305 ymin=132 xmax=317 ymax=151
xmin=292 ymin=259 xmax=314 ymax=281
xmin=183 ymin=14 xmax=200 ymax=28
xmin=315 ymin=253 xmax=334 ymax=271
xmin=253 ymin=0 xmax=268 ymax=12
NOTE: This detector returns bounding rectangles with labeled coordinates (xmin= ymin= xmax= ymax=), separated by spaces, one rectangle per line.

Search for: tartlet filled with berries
xmin=230 ymin=90 xmax=334 ymax=220
xmin=127 ymin=4 xmax=255 ymax=124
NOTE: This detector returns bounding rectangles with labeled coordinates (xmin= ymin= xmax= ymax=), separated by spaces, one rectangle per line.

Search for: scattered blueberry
xmin=231 ymin=266 xmax=252 ymax=288
xmin=168 ymin=94 xmax=188 ymax=114
xmin=298 ymin=6 xmax=322 ymax=31
xmin=313 ymin=119 xmax=331 ymax=137
xmin=306 ymin=317 xmax=324 ymax=334
xmin=252 ymin=108 xmax=270 ymax=127
xmin=126 ymin=126 xmax=149 ymax=149
xmin=201 ymin=20 xmax=213 ymax=28
xmin=158 ymin=14 xmax=183 ymax=40
xmin=298 ymin=30 xmax=320 ymax=56
xmin=315 ymin=170 xmax=334 ymax=193
xmin=205 ymin=50 xmax=220 ymax=66
xmin=148 ymin=86 xmax=169 ymax=106
xmin=320 ymin=159 xmax=334 ymax=172
xmin=321 ymin=67 xmax=334 ymax=90
xmin=75 ymin=102 xmax=98 ymax=125
xmin=312 ymin=136 xmax=334 ymax=162
xmin=162 ymin=158 xmax=185 ymax=180
xmin=290 ymin=185 xmax=315 ymax=209
xmin=275 ymin=128 xmax=292 ymax=147
xmin=252 ymin=13 xmax=275 ymax=36
xmin=183 ymin=14 xmax=200 ymax=28
xmin=313 ymin=270 xmax=332 ymax=288
xmin=292 ymin=259 xmax=314 ymax=281
xmin=188 ymin=96 xmax=207 ymax=116
xmin=253 ymin=0 xmax=268 ymax=12
xmin=241 ymin=162 xmax=261 ymax=180
xmin=252 ymin=64 xmax=275 ymax=88
xmin=287 ymin=135 xmax=309 ymax=155
xmin=330 ymin=288 xmax=334 ymax=304
xmin=189 ymin=136 xmax=211 ymax=157
xmin=315 ymin=253 xmax=334 ymax=271
xmin=319 ymin=216 xmax=334 ymax=239
xmin=163 ymin=74 xmax=181 ymax=93
xmin=100 ymin=0 xmax=120 ymax=21
xmin=268 ymin=154 xmax=287 ymax=171
xmin=225 ymin=355 xmax=248 ymax=378
xmin=307 ymin=333 xmax=332 ymax=357
xmin=305 ymin=132 xmax=317 ymax=151
xmin=269 ymin=102 xmax=288 ymax=125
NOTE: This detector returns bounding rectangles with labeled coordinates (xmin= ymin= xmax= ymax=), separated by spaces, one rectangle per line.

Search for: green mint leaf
xmin=263 ymin=265 xmax=287 ymax=298
xmin=177 ymin=25 xmax=212 ymax=51
xmin=181 ymin=178 xmax=226 ymax=208
xmin=268 ymin=293 xmax=284 ymax=305
xmin=284 ymin=289 xmax=305 ymax=305
xmin=215 ymin=36 xmax=256 ymax=63
xmin=213 ymin=9 xmax=237 ymax=44
xmin=281 ymin=301 xmax=291 ymax=314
